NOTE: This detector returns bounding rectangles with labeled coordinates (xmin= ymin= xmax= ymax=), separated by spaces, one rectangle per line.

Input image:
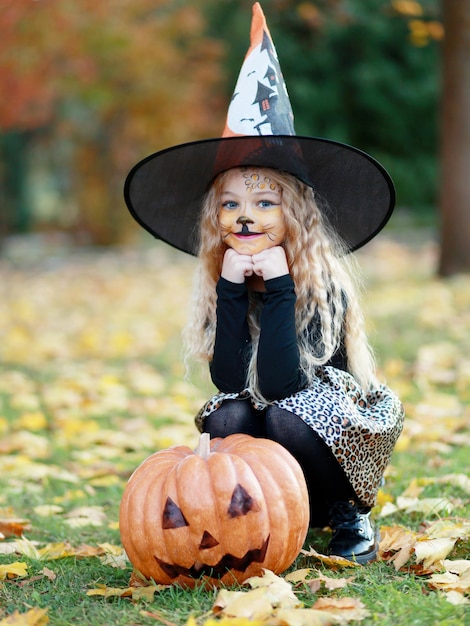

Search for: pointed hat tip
xmin=251 ymin=2 xmax=268 ymax=39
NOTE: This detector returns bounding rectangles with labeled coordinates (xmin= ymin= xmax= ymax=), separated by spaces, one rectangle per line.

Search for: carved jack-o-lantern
xmin=119 ymin=433 xmax=309 ymax=588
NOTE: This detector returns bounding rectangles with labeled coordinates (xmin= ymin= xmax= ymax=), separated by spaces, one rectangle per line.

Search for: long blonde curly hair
xmin=183 ymin=167 xmax=378 ymax=402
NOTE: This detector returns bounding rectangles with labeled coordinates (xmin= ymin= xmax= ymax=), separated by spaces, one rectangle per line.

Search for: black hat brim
xmin=124 ymin=135 xmax=395 ymax=255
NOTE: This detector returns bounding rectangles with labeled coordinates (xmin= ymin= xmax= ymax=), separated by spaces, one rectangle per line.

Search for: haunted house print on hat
xmin=224 ymin=2 xmax=294 ymax=137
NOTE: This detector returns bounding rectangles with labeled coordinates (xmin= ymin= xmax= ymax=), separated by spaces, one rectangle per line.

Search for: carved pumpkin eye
xmin=162 ymin=497 xmax=189 ymax=529
xmin=228 ymin=483 xmax=260 ymax=518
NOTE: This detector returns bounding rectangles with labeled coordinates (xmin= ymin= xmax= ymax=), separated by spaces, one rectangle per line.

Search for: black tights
xmin=204 ymin=399 xmax=358 ymax=527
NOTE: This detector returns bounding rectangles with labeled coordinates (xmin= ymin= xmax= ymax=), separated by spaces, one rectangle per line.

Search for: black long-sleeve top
xmin=210 ymin=274 xmax=348 ymax=401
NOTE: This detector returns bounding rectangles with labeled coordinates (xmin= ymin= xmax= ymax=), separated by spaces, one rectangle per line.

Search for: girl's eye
xmin=259 ymin=200 xmax=274 ymax=208
xmin=221 ymin=201 xmax=238 ymax=209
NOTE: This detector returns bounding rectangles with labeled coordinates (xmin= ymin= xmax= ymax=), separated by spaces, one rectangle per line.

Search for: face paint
xmin=218 ymin=168 xmax=286 ymax=255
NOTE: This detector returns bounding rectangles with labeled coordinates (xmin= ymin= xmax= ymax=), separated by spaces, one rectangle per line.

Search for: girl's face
xmin=218 ymin=168 xmax=287 ymax=256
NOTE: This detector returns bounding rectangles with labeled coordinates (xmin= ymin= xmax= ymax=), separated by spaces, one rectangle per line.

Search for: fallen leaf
xmin=0 ymin=608 xmax=49 ymax=626
xmin=427 ymin=563 xmax=470 ymax=594
xmin=378 ymin=526 xmax=417 ymax=570
xmin=275 ymin=608 xmax=339 ymax=625
xmin=301 ymin=547 xmax=361 ymax=569
xmin=442 ymin=559 xmax=470 ymax=575
xmin=312 ymin=597 xmax=370 ymax=621
xmin=422 ymin=518 xmax=470 ymax=541
xmin=0 ymin=518 xmax=31 ymax=538
xmin=285 ymin=569 xmax=313 ymax=584
xmin=213 ymin=570 xmax=302 ymax=620
xmin=87 ymin=582 xmax=166 ymax=600
xmin=33 ymin=505 xmax=63 ymax=517
xmin=0 ymin=561 xmax=28 ymax=580
xmin=213 ymin=588 xmax=275 ymax=620
xmin=40 ymin=567 xmax=56 ymax=581
xmin=442 ymin=591 xmax=470 ymax=605
xmin=64 ymin=506 xmax=106 ymax=527
xmin=414 ymin=537 xmax=456 ymax=569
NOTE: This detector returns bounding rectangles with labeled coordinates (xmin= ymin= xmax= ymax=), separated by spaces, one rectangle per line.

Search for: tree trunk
xmin=438 ymin=0 xmax=470 ymax=276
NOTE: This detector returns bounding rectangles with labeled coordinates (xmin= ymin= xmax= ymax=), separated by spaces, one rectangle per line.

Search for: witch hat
xmin=124 ymin=2 xmax=395 ymax=255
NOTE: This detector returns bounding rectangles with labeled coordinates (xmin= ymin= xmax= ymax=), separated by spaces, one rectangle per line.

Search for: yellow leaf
xmin=87 ymin=585 xmax=133 ymax=598
xmin=88 ymin=474 xmax=121 ymax=487
xmin=284 ymin=569 xmax=313 ymax=584
xmin=131 ymin=586 xmax=161 ymax=601
xmin=213 ymin=587 xmax=274 ymax=621
xmin=17 ymin=411 xmax=48 ymax=431
xmin=0 ymin=608 xmax=48 ymax=626
xmin=301 ymin=547 xmax=361 ymax=569
xmin=33 ymin=505 xmax=63 ymax=517
xmin=37 ymin=542 xmax=77 ymax=560
xmin=87 ymin=583 xmax=165 ymax=600
xmin=0 ymin=561 xmax=28 ymax=580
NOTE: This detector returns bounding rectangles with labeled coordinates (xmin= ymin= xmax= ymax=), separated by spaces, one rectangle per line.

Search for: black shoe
xmin=327 ymin=500 xmax=379 ymax=564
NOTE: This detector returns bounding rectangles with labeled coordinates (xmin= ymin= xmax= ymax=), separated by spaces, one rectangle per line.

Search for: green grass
xmin=1 ymin=236 xmax=469 ymax=625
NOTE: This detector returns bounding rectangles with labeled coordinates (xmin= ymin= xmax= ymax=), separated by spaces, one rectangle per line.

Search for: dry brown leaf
xmin=286 ymin=568 xmax=353 ymax=592
xmin=0 ymin=518 xmax=31 ymax=539
xmin=427 ymin=562 xmax=470 ymax=594
xmin=312 ymin=597 xmax=370 ymax=622
xmin=316 ymin=573 xmax=353 ymax=591
xmin=378 ymin=526 xmax=417 ymax=570
xmin=40 ymin=567 xmax=56 ymax=582
xmin=413 ymin=537 xmax=456 ymax=569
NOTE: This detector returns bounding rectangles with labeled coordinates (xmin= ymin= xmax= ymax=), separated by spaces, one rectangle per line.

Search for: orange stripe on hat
xmin=223 ymin=2 xmax=294 ymax=138
xmin=248 ymin=1 xmax=270 ymax=57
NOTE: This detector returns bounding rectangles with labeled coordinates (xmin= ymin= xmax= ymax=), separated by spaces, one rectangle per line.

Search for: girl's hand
xmin=252 ymin=246 xmax=289 ymax=281
xmin=221 ymin=248 xmax=254 ymax=283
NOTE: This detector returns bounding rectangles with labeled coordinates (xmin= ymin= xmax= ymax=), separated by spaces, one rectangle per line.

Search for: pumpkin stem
xmin=195 ymin=432 xmax=211 ymax=459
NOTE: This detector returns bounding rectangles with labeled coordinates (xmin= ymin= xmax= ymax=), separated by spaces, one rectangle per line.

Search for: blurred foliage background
xmin=0 ymin=0 xmax=441 ymax=246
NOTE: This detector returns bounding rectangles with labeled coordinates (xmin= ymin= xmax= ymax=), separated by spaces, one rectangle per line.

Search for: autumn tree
xmin=0 ymin=0 xmax=225 ymax=244
xmin=438 ymin=0 xmax=470 ymax=276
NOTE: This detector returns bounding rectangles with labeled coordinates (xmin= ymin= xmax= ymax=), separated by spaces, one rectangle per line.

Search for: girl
xmin=124 ymin=3 xmax=404 ymax=564
xmin=183 ymin=165 xmax=404 ymax=564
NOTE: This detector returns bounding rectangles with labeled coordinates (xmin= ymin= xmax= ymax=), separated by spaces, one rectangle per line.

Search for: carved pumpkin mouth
xmin=154 ymin=535 xmax=270 ymax=580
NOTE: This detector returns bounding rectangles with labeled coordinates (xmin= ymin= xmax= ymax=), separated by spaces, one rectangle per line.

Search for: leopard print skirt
xmin=195 ymin=366 xmax=404 ymax=507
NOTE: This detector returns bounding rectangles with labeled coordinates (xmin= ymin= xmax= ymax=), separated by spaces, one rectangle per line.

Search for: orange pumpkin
xmin=119 ymin=433 xmax=309 ymax=587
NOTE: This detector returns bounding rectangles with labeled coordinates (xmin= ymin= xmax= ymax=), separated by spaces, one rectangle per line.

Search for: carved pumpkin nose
xmin=236 ymin=215 xmax=254 ymax=225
